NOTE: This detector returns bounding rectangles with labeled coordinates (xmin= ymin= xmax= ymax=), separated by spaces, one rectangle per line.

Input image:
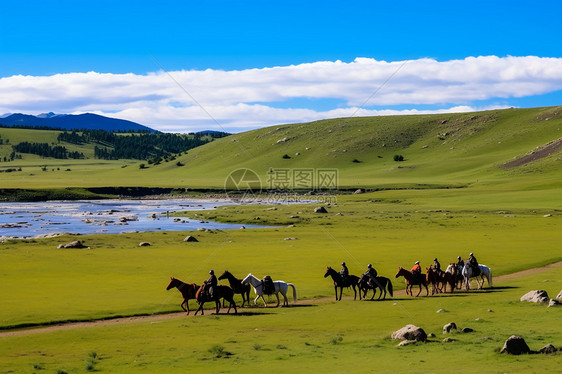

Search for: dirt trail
xmin=1 ymin=261 xmax=560 ymax=338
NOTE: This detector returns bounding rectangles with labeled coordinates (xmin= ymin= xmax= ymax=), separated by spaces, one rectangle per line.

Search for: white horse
xmin=241 ymin=273 xmax=297 ymax=307
xmin=461 ymin=263 xmax=492 ymax=290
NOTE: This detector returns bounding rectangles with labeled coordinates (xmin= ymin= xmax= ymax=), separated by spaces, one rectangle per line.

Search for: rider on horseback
xmin=411 ymin=261 xmax=422 ymax=282
xmin=364 ymin=264 xmax=378 ymax=286
xmin=468 ymin=252 xmax=480 ymax=276
xmin=432 ymin=258 xmax=441 ymax=272
xmin=262 ymin=275 xmax=274 ymax=295
xmin=204 ymin=270 xmax=218 ymax=300
xmin=456 ymin=256 xmax=464 ymax=269
xmin=340 ymin=262 xmax=349 ymax=283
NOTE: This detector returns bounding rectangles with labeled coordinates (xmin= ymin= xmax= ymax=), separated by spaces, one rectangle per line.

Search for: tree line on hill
xmin=2 ymin=129 xmax=230 ymax=161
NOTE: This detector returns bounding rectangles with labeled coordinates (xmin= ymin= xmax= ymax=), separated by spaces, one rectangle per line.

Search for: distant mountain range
xmin=0 ymin=112 xmax=157 ymax=132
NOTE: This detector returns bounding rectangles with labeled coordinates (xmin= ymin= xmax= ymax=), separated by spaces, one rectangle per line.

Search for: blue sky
xmin=1 ymin=1 xmax=561 ymax=132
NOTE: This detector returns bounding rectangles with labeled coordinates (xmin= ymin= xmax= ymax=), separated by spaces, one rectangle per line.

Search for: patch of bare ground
xmin=1 ymin=261 xmax=560 ymax=337
xmin=501 ymin=138 xmax=562 ymax=168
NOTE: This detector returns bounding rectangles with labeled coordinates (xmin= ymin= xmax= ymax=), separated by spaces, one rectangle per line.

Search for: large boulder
xmin=520 ymin=290 xmax=549 ymax=303
xmin=500 ymin=335 xmax=531 ymax=355
xmin=139 ymin=242 xmax=151 ymax=247
xmin=391 ymin=324 xmax=427 ymax=342
xmin=183 ymin=235 xmax=199 ymax=242
xmin=314 ymin=207 xmax=328 ymax=213
xmin=443 ymin=322 xmax=457 ymax=334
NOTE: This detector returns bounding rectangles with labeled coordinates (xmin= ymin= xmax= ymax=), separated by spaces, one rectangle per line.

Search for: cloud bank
xmin=1 ymin=56 xmax=561 ymax=132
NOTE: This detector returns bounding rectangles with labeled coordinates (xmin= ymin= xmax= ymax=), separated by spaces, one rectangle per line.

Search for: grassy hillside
xmin=0 ymin=106 xmax=561 ymax=193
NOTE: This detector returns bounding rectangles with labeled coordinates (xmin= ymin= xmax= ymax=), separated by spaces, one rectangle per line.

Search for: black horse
xmin=324 ymin=266 xmax=361 ymax=300
xmin=358 ymin=273 xmax=394 ymax=300
xmin=218 ymin=270 xmax=251 ymax=307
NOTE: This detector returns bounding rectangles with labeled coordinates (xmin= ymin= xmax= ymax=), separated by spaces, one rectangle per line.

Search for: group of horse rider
xmin=339 ymin=252 xmax=480 ymax=284
xmin=202 ymin=269 xmax=275 ymax=300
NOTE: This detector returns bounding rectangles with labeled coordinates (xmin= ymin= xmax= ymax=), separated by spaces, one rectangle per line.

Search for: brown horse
xmin=358 ymin=273 xmax=394 ymax=300
xmin=218 ymin=270 xmax=251 ymax=307
xmin=324 ymin=266 xmax=361 ymax=300
xmin=395 ymin=267 xmax=429 ymax=297
xmin=194 ymin=285 xmax=237 ymax=315
xmin=166 ymin=277 xmax=199 ymax=315
xmin=426 ymin=267 xmax=444 ymax=295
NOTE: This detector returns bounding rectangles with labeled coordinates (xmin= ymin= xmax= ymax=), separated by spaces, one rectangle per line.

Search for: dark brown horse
xmin=426 ymin=267 xmax=444 ymax=295
xmin=358 ymin=273 xmax=394 ymax=300
xmin=218 ymin=270 xmax=251 ymax=307
xmin=324 ymin=266 xmax=361 ymax=300
xmin=166 ymin=277 xmax=199 ymax=315
xmin=395 ymin=267 xmax=429 ymax=297
xmin=194 ymin=285 xmax=237 ymax=315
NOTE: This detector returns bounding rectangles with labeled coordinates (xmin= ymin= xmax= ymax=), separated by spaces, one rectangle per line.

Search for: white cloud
xmin=0 ymin=56 xmax=561 ymax=132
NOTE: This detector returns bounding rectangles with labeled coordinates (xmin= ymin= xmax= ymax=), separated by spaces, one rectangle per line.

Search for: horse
xmin=324 ymin=266 xmax=361 ymax=300
xmin=462 ymin=263 xmax=493 ymax=290
xmin=218 ymin=270 xmax=251 ymax=307
xmin=426 ymin=267 xmax=444 ymax=295
xmin=445 ymin=263 xmax=463 ymax=291
xmin=166 ymin=277 xmax=199 ymax=315
xmin=241 ymin=273 xmax=297 ymax=307
xmin=358 ymin=273 xmax=394 ymax=300
xmin=194 ymin=284 xmax=237 ymax=315
xmin=395 ymin=267 xmax=429 ymax=297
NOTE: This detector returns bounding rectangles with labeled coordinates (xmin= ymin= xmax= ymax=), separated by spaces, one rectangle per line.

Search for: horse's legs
xmin=352 ymin=285 xmax=357 ymax=300
xmin=415 ymin=284 xmax=422 ymax=297
xmin=275 ymin=292 xmax=281 ymax=307
xmin=334 ymin=285 xmax=339 ymax=301
xmin=195 ymin=302 xmax=204 ymax=316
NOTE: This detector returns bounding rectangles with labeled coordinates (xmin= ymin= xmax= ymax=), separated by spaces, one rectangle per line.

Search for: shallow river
xmin=0 ymin=199 xmax=268 ymax=238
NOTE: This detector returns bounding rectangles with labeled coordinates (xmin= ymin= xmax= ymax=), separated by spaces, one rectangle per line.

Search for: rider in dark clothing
xmin=432 ymin=258 xmax=441 ymax=272
xmin=340 ymin=262 xmax=349 ymax=283
xmin=364 ymin=264 xmax=378 ymax=286
xmin=204 ymin=270 xmax=218 ymax=299
xmin=468 ymin=252 xmax=480 ymax=276
xmin=456 ymin=256 xmax=465 ymax=269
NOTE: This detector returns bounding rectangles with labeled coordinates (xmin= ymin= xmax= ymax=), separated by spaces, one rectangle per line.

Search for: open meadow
xmin=1 ymin=107 xmax=562 ymax=372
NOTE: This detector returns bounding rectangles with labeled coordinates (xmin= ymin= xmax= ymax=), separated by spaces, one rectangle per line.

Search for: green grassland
xmin=1 ymin=106 xmax=562 ymax=372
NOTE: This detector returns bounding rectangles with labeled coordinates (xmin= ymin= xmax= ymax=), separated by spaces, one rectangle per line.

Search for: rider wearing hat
xmin=204 ymin=270 xmax=218 ymax=299
xmin=340 ymin=262 xmax=349 ymax=283
xmin=364 ymin=263 xmax=378 ymax=285
xmin=411 ymin=261 xmax=422 ymax=281
xmin=468 ymin=252 xmax=480 ymax=276
xmin=456 ymin=256 xmax=464 ymax=269
xmin=432 ymin=257 xmax=441 ymax=272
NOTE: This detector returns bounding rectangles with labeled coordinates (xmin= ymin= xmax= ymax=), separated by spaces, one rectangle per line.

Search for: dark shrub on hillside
xmin=393 ymin=154 xmax=404 ymax=162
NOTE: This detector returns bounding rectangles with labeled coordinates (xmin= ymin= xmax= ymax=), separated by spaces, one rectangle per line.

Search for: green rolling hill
xmin=1 ymin=106 xmax=561 ymax=204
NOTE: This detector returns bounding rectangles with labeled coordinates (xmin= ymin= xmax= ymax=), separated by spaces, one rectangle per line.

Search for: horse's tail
xmin=288 ymin=283 xmax=297 ymax=302
xmin=387 ymin=278 xmax=393 ymax=297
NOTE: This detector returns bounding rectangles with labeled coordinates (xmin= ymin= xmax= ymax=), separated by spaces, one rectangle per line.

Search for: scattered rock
xmin=119 ymin=216 xmax=138 ymax=222
xmin=543 ymin=214 xmax=552 ymax=217
xmin=548 ymin=299 xmax=560 ymax=307
xmin=240 ymin=226 xmax=245 ymax=229
xmin=487 ymin=309 xmax=494 ymax=312
xmin=139 ymin=242 xmax=151 ymax=247
xmin=462 ymin=327 xmax=474 ymax=333
xmin=520 ymin=290 xmax=549 ymax=303
xmin=391 ymin=325 xmax=427 ymax=342
xmin=443 ymin=322 xmax=457 ymax=334
xmin=428 ymin=333 xmax=436 ymax=338
xmin=254 ymin=217 xmax=261 ymax=220
xmin=354 ymin=188 xmax=365 ymax=194
xmin=443 ymin=337 xmax=455 ymax=342
xmin=500 ymin=335 xmax=531 ymax=355
xmin=436 ymin=309 xmax=447 ymax=313
xmin=286 ymin=224 xmax=296 ymax=228
xmin=58 ymin=240 xmax=86 ymax=249
xmin=539 ymin=344 xmax=558 ymax=354
xmin=284 ymin=237 xmax=298 ymax=240
xmin=396 ymin=340 xmax=416 ymax=346
xmin=183 ymin=236 xmax=199 ymax=242
xmin=314 ymin=207 xmax=328 ymax=213
xmin=276 ymin=137 xmax=289 ymax=143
